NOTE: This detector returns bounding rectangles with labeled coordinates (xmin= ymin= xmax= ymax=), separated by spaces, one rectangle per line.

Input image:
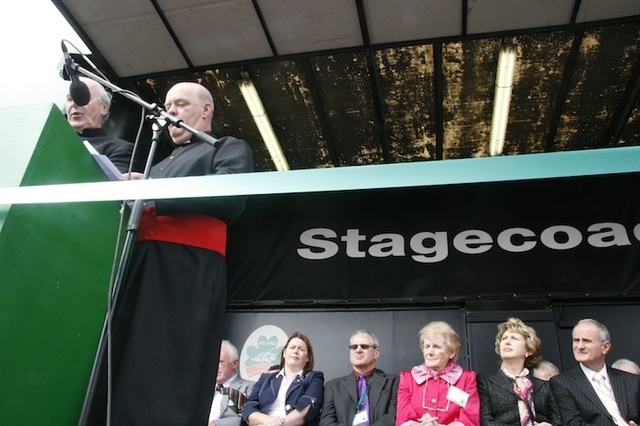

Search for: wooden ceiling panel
xmin=162 ymin=1 xmax=273 ymax=66
xmin=376 ymin=45 xmax=437 ymax=162
xmin=311 ymin=53 xmax=383 ymax=166
xmin=243 ymin=61 xmax=333 ymax=170
xmin=82 ymin=16 xmax=187 ymax=77
xmin=504 ymin=31 xmax=574 ymax=155
xmin=441 ymin=39 xmax=499 ymax=159
xmin=577 ymin=0 xmax=640 ymax=23
xmin=258 ymin=0 xmax=362 ymax=55
xmin=61 ymin=0 xmax=154 ymax=24
xmin=466 ymin=0 xmax=574 ymax=34
xmin=555 ymin=23 xmax=640 ymax=150
xmin=364 ymin=0 xmax=463 ymax=44
xmin=619 ymin=99 xmax=640 ymax=146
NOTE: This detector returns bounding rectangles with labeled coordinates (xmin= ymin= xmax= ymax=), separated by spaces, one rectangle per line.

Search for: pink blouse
xmin=396 ymin=362 xmax=479 ymax=426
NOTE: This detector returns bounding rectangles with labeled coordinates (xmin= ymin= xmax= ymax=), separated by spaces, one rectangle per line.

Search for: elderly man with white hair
xmin=209 ymin=340 xmax=255 ymax=426
xmin=65 ymin=76 xmax=133 ymax=172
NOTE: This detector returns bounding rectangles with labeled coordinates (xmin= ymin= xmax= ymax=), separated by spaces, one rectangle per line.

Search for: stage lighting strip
xmin=1 ymin=147 xmax=640 ymax=205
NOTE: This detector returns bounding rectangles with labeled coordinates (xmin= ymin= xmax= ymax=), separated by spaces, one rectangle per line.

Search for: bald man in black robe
xmin=88 ymin=82 xmax=254 ymax=426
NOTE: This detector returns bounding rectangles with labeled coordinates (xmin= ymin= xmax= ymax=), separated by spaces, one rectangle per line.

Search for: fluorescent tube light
xmin=238 ymin=77 xmax=290 ymax=171
xmin=489 ymin=44 xmax=517 ymax=156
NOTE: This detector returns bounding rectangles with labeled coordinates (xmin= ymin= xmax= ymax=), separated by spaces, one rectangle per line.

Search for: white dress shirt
xmin=267 ymin=369 xmax=304 ymax=417
xmin=209 ymin=374 xmax=239 ymax=421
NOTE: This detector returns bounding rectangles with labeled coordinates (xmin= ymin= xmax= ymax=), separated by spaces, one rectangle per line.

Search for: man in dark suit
xmin=550 ymin=318 xmax=640 ymax=426
xmin=209 ymin=340 xmax=255 ymax=426
xmin=320 ymin=330 xmax=398 ymax=426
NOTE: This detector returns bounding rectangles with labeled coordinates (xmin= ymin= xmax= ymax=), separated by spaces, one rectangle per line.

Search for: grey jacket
xmin=212 ymin=375 xmax=255 ymax=426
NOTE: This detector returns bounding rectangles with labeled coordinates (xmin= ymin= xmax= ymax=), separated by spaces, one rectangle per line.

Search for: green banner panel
xmin=0 ymin=104 xmax=124 ymax=425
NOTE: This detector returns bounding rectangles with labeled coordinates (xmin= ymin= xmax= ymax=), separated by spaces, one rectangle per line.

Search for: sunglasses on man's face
xmin=348 ymin=344 xmax=377 ymax=350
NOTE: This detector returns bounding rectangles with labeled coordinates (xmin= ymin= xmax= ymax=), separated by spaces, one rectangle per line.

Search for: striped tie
xmin=592 ymin=373 xmax=628 ymax=426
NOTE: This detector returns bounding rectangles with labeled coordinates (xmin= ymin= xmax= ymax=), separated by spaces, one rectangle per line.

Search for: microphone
xmin=61 ymin=41 xmax=91 ymax=106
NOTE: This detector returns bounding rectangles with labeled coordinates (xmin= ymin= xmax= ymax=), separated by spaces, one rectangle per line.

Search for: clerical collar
xmin=176 ymin=131 xmax=215 ymax=147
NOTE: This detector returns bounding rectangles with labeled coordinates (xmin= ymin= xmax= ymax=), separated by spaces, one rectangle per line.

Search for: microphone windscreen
xmin=70 ymin=82 xmax=91 ymax=106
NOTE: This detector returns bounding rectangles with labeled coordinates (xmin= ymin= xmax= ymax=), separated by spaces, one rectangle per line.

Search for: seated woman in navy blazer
xmin=242 ymin=332 xmax=325 ymax=426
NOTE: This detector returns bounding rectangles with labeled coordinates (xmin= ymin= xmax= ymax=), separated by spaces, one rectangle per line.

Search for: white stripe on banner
xmin=1 ymin=147 xmax=640 ymax=205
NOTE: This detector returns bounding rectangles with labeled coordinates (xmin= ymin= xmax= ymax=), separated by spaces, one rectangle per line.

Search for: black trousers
xmin=87 ymin=241 xmax=226 ymax=426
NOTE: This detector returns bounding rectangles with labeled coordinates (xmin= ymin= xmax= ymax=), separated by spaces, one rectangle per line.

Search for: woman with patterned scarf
xmin=396 ymin=321 xmax=480 ymax=426
xmin=477 ymin=318 xmax=561 ymax=426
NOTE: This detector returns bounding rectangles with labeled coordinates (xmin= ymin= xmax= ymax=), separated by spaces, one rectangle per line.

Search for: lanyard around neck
xmin=357 ymin=380 xmax=372 ymax=410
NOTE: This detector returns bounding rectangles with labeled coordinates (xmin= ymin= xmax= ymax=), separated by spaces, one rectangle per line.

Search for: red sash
xmin=136 ymin=206 xmax=227 ymax=256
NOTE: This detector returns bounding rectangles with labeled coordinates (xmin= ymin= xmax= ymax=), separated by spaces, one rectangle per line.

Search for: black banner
xmin=226 ymin=173 xmax=640 ymax=305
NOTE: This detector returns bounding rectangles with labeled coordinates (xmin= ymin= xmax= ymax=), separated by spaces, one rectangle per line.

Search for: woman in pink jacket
xmin=396 ymin=321 xmax=480 ymax=426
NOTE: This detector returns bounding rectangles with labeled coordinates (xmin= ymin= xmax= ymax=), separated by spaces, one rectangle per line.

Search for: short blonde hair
xmin=419 ymin=321 xmax=461 ymax=361
xmin=495 ymin=318 xmax=542 ymax=368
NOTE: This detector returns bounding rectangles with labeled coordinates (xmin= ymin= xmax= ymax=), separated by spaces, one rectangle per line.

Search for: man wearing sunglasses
xmin=320 ymin=330 xmax=399 ymax=426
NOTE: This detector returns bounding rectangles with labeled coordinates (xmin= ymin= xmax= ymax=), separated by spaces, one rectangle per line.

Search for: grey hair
xmin=350 ymin=330 xmax=380 ymax=349
xmin=97 ymin=86 xmax=112 ymax=109
xmin=533 ymin=360 xmax=560 ymax=380
xmin=78 ymin=77 xmax=112 ymax=123
xmin=220 ymin=340 xmax=239 ymax=361
xmin=575 ymin=318 xmax=610 ymax=343
xmin=612 ymin=358 xmax=640 ymax=374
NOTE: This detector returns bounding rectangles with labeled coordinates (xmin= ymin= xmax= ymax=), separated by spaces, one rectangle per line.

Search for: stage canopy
xmin=52 ymin=0 xmax=640 ymax=171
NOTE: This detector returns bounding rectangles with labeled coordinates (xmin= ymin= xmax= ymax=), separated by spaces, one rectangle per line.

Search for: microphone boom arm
xmin=70 ymin=61 xmax=219 ymax=148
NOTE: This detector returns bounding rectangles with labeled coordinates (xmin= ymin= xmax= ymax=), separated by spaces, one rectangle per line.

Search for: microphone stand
xmin=71 ymin=64 xmax=220 ymax=148
xmin=71 ymin=62 xmax=217 ymax=426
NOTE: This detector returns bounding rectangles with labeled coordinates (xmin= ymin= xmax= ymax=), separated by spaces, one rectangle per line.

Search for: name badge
xmin=446 ymin=386 xmax=469 ymax=408
xmin=353 ymin=410 xmax=369 ymax=426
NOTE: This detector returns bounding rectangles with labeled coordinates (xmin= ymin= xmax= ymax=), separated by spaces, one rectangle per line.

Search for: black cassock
xmin=88 ymin=134 xmax=254 ymax=426
xmin=80 ymin=127 xmax=134 ymax=173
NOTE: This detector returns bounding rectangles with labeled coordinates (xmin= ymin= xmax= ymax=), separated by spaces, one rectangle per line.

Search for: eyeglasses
xmin=349 ymin=344 xmax=377 ymax=350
